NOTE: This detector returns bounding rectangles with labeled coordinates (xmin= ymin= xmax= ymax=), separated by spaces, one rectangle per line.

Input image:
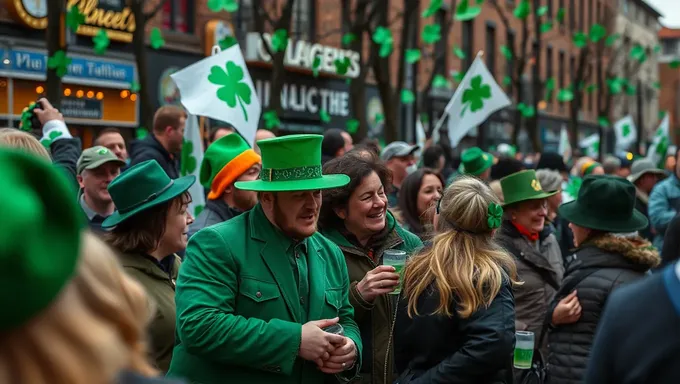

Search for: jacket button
xmin=256 ymin=291 xmax=262 ymax=298
xmin=300 ymin=297 xmax=305 ymax=304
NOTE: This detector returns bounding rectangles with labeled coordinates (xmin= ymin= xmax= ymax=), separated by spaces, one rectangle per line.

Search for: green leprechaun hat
xmin=500 ymin=169 xmax=557 ymax=207
xmin=0 ymin=149 xmax=82 ymax=331
xmin=235 ymin=134 xmax=350 ymax=192
xmin=459 ymin=147 xmax=494 ymax=176
xmin=200 ymin=133 xmax=261 ymax=200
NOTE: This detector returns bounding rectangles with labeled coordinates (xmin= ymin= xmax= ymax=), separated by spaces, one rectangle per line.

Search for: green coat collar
xmin=321 ymin=211 xmax=406 ymax=257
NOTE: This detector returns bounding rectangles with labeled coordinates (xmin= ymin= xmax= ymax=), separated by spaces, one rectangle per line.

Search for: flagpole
xmin=431 ymin=50 xmax=485 ymax=143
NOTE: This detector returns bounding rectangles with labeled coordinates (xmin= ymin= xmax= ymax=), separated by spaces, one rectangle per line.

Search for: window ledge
xmin=155 ymin=30 xmax=202 ymax=54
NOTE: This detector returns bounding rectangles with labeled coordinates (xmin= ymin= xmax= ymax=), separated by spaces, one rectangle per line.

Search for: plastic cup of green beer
xmin=513 ymin=331 xmax=535 ymax=369
xmin=383 ymin=250 xmax=407 ymax=295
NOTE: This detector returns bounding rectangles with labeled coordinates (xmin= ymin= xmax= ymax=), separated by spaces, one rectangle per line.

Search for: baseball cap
xmin=77 ymin=146 xmax=126 ymax=175
xmin=380 ymin=141 xmax=419 ymax=161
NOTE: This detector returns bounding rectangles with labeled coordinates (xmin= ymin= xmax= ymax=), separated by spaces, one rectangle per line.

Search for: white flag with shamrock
xmin=646 ymin=112 xmax=670 ymax=168
xmin=182 ymin=114 xmax=205 ymax=218
xmin=171 ymin=44 xmax=261 ymax=146
xmin=614 ymin=115 xmax=637 ymax=152
xmin=580 ymin=134 xmax=600 ymax=159
xmin=558 ymin=125 xmax=572 ymax=164
xmin=443 ymin=56 xmax=512 ymax=147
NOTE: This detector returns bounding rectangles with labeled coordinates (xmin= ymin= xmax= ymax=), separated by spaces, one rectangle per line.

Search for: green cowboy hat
xmin=102 ymin=160 xmax=196 ymax=228
xmin=459 ymin=147 xmax=493 ymax=176
xmin=235 ymin=134 xmax=350 ymax=192
xmin=0 ymin=149 xmax=82 ymax=331
xmin=501 ymin=169 xmax=557 ymax=207
xmin=559 ymin=175 xmax=648 ymax=232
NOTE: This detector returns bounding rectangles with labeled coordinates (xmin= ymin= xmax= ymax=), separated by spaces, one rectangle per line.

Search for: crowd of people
xmin=0 ymin=97 xmax=679 ymax=384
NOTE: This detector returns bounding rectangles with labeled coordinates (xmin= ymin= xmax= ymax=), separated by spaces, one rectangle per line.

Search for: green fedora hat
xmin=235 ymin=134 xmax=350 ymax=192
xmin=559 ymin=175 xmax=648 ymax=232
xmin=459 ymin=147 xmax=493 ymax=176
xmin=501 ymin=169 xmax=557 ymax=207
xmin=102 ymin=160 xmax=196 ymax=228
xmin=0 ymin=149 xmax=82 ymax=331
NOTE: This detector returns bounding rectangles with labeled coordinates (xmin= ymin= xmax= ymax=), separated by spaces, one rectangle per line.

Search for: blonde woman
xmin=0 ymin=149 xmax=181 ymax=384
xmin=393 ymin=176 xmax=518 ymax=383
xmin=0 ymin=128 xmax=51 ymax=159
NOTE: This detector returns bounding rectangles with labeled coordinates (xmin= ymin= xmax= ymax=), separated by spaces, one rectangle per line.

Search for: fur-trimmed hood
xmin=569 ymin=234 xmax=660 ymax=273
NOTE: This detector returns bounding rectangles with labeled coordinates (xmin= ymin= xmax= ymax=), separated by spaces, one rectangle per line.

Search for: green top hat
xmin=102 ymin=160 xmax=196 ymax=228
xmin=235 ymin=134 xmax=350 ymax=192
xmin=0 ymin=149 xmax=82 ymax=331
xmin=559 ymin=175 xmax=648 ymax=232
xmin=459 ymin=147 xmax=493 ymax=176
xmin=200 ymin=133 xmax=261 ymax=200
xmin=501 ymin=169 xmax=557 ymax=207
xmin=77 ymin=146 xmax=126 ymax=175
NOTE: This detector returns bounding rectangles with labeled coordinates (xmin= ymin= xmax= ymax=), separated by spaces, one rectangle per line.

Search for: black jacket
xmin=584 ymin=264 xmax=680 ymax=384
xmin=547 ymin=235 xmax=660 ymax=384
xmin=187 ymin=199 xmax=244 ymax=239
xmin=393 ymin=281 xmax=516 ymax=383
xmin=50 ymin=137 xmax=82 ymax=191
xmin=129 ymin=135 xmax=179 ymax=179
xmin=634 ymin=188 xmax=654 ymax=242
xmin=660 ymin=213 xmax=680 ymax=268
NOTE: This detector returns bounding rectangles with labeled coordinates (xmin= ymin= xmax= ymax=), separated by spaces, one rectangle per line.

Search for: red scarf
xmin=511 ymin=221 xmax=539 ymax=242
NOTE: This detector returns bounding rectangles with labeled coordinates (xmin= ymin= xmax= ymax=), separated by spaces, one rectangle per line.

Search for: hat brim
xmin=81 ymin=158 xmax=126 ymax=174
xmin=559 ymin=200 xmax=649 ymax=232
xmin=627 ymin=169 xmax=668 ymax=184
xmin=502 ymin=190 xmax=558 ymax=207
xmin=101 ymin=175 xmax=196 ymax=228
xmin=459 ymin=154 xmax=494 ymax=176
xmin=235 ymin=174 xmax=350 ymax=192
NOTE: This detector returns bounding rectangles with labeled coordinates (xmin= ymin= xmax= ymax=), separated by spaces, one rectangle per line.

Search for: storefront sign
xmin=61 ymin=97 xmax=103 ymax=119
xmin=7 ymin=49 xmax=135 ymax=85
xmin=246 ymin=33 xmax=361 ymax=78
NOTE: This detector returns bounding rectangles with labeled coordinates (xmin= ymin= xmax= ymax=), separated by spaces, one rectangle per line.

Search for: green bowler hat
xmin=459 ymin=147 xmax=493 ymax=176
xmin=559 ymin=175 xmax=648 ymax=232
xmin=0 ymin=149 xmax=82 ymax=331
xmin=501 ymin=169 xmax=557 ymax=207
xmin=235 ymin=134 xmax=350 ymax=192
xmin=102 ymin=160 xmax=196 ymax=228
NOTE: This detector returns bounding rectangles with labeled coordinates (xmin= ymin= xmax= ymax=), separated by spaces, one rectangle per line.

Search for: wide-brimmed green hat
xmin=235 ymin=134 xmax=350 ymax=192
xmin=459 ymin=147 xmax=493 ymax=176
xmin=0 ymin=149 xmax=82 ymax=331
xmin=102 ymin=160 xmax=195 ymax=228
xmin=501 ymin=169 xmax=557 ymax=207
xmin=559 ymin=175 xmax=648 ymax=232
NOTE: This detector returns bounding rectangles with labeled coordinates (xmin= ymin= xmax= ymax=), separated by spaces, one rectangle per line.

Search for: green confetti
xmin=630 ymin=45 xmax=647 ymax=63
xmin=271 ymin=29 xmax=288 ymax=53
xmin=92 ymin=29 xmax=110 ymax=55
xmin=401 ymin=89 xmax=416 ymax=104
xmin=545 ymin=77 xmax=555 ymax=92
xmin=503 ymin=76 xmax=512 ymax=86
xmin=405 ymin=49 xmax=422 ymax=63
xmin=374 ymin=113 xmax=384 ymax=124
xmin=453 ymin=46 xmax=467 ymax=59
xmin=130 ymin=81 xmax=141 ymax=93
xmin=659 ymin=111 xmax=667 ymax=120
xmin=47 ymin=50 xmax=71 ymax=78
xmin=605 ymin=33 xmax=620 ymax=47
xmin=346 ymin=119 xmax=359 ymax=134
xmin=455 ymin=0 xmax=482 ymax=21
xmin=372 ymin=26 xmax=394 ymax=58
xmin=342 ymin=33 xmax=357 ymax=46
xmin=452 ymin=70 xmax=465 ymax=83
xmin=149 ymin=28 xmax=165 ymax=49
xmin=540 ymin=21 xmax=553 ymax=34
xmin=500 ymin=45 xmax=513 ymax=60
xmin=654 ymin=44 xmax=662 ymax=53
xmin=422 ymin=0 xmax=443 ymax=17
xmin=557 ymin=88 xmax=574 ymax=102
xmin=625 ymin=83 xmax=637 ymax=96
xmin=422 ymin=24 xmax=442 ymax=44
xmin=514 ymin=0 xmax=531 ymax=20
xmin=320 ymin=109 xmax=331 ymax=123
xmin=66 ymin=6 xmax=85 ymax=33
xmin=432 ymin=74 xmax=449 ymax=88
xmin=573 ymin=32 xmax=588 ymax=48
xmin=589 ymin=24 xmax=606 ymax=43
xmin=671 ymin=59 xmax=680 ymax=69
xmin=607 ymin=77 xmax=625 ymax=94
xmin=653 ymin=81 xmax=661 ymax=89
xmin=586 ymin=84 xmax=598 ymax=93
xmin=207 ymin=0 xmax=238 ymax=12
xmin=136 ymin=127 xmax=149 ymax=140
xmin=598 ymin=116 xmax=610 ymax=127
xmin=263 ymin=110 xmax=280 ymax=129
xmin=536 ymin=5 xmax=548 ymax=16
xmin=556 ymin=8 xmax=565 ymax=23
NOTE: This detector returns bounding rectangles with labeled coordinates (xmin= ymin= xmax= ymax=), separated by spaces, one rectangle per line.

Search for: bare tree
xmin=46 ymin=1 xmax=66 ymax=107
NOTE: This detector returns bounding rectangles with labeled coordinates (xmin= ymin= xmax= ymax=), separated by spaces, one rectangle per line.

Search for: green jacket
xmin=167 ymin=204 xmax=362 ymax=384
xmin=118 ymin=252 xmax=180 ymax=373
xmin=320 ymin=212 xmax=422 ymax=384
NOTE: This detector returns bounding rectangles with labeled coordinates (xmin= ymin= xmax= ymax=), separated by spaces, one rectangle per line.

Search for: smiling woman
xmin=319 ymin=155 xmax=423 ymax=384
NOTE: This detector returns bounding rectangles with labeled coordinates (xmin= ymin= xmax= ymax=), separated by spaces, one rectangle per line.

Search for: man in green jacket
xmin=168 ymin=134 xmax=362 ymax=384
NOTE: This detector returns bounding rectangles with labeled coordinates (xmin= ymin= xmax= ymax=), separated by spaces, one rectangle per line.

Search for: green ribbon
xmin=260 ymin=165 xmax=322 ymax=182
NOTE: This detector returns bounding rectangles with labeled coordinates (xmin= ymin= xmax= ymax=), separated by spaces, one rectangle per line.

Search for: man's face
xmin=230 ymin=164 xmax=262 ymax=211
xmin=96 ymin=132 xmax=128 ymax=162
xmin=264 ymin=190 xmax=322 ymax=240
xmin=387 ymin=154 xmax=416 ymax=180
xmin=167 ymin=117 xmax=186 ymax=153
xmin=341 ymin=132 xmax=354 ymax=152
xmin=78 ymin=162 xmax=121 ymax=203
xmin=211 ymin=127 xmax=234 ymax=144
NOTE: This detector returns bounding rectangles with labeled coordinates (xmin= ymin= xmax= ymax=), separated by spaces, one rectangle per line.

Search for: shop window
xmin=486 ymin=23 xmax=496 ymax=78
xmin=579 ymin=0 xmax=584 ymax=31
xmin=162 ymin=0 xmax=194 ymax=34
xmin=559 ymin=0 xmax=565 ymax=25
xmin=235 ymin=0 xmax=254 ymax=40
xmin=462 ymin=19 xmax=475 ymax=71
xmin=547 ymin=0 xmax=553 ymax=19
xmin=291 ymin=0 xmax=314 ymax=41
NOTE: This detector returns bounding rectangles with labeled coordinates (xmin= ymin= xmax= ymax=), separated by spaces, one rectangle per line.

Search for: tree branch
xmin=143 ymin=0 xmax=170 ymax=20
xmin=251 ymin=1 xmax=275 ymax=59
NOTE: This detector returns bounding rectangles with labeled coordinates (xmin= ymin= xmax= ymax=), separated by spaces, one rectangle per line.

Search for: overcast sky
xmin=647 ymin=0 xmax=680 ymax=27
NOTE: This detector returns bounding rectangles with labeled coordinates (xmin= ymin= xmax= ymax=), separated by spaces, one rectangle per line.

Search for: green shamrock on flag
xmin=93 ymin=29 xmax=110 ymax=55
xmin=346 ymin=119 xmax=359 ymax=134
xmin=40 ymin=130 xmax=63 ymax=148
xmin=622 ymin=123 xmax=631 ymax=137
xmin=372 ymin=27 xmax=394 ymax=58
xmin=207 ymin=0 xmax=238 ymax=12
xmin=208 ymin=61 xmax=253 ymax=122
xmin=591 ymin=140 xmax=600 ymax=155
xmin=181 ymin=139 xmax=197 ymax=176
xmin=656 ymin=135 xmax=669 ymax=156
xmin=263 ymin=110 xmax=280 ymax=129
xmin=66 ymin=6 xmax=85 ymax=33
xmin=47 ymin=50 xmax=71 ymax=78
xmin=150 ymin=28 xmax=165 ymax=49
xmin=422 ymin=24 xmax=441 ymax=44
xmin=461 ymin=75 xmax=492 ymax=117
xmin=219 ymin=36 xmax=238 ymax=50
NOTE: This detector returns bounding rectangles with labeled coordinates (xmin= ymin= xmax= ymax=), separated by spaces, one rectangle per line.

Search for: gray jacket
xmin=188 ymin=199 xmax=243 ymax=239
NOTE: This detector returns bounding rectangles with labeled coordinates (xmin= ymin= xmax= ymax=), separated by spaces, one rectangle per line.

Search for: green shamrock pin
xmin=271 ymin=29 xmax=289 ymax=53
xmin=207 ymin=0 xmax=238 ymax=12
xmin=320 ymin=109 xmax=331 ymax=123
xmin=487 ymin=202 xmax=503 ymax=229
xmin=422 ymin=0 xmax=443 ymax=17
xmin=432 ymin=74 xmax=449 ymax=88
xmin=181 ymin=139 xmax=197 ymax=176
xmin=401 ymin=89 xmax=415 ymax=104
xmin=591 ymin=140 xmax=600 ymax=154
xmin=219 ymin=36 xmax=238 ymax=50
xmin=605 ymin=33 xmax=620 ymax=47
xmin=346 ymin=119 xmax=359 ymax=134
xmin=97 ymin=148 xmax=109 ymax=155
xmin=500 ymin=45 xmax=512 ymax=60
xmin=312 ymin=55 xmax=321 ymax=77
xmin=47 ymin=50 xmax=72 ymax=78
xmin=40 ymin=130 xmax=63 ymax=148
xmin=208 ymin=61 xmax=253 ymax=121
xmin=66 ymin=6 xmax=85 ymax=33
xmin=136 ymin=127 xmax=149 ymax=139
xmin=461 ymin=75 xmax=491 ymax=117
xmin=342 ymin=33 xmax=357 ymax=46
xmin=150 ymin=28 xmax=165 ymax=49
xmin=334 ymin=57 xmax=351 ymax=75
xmin=372 ymin=26 xmax=394 ymax=58
xmin=589 ymin=24 xmax=606 ymax=42
xmin=453 ymin=46 xmax=466 ymax=59
xmin=622 ymin=124 xmax=631 ymax=137
xmin=455 ymin=0 xmax=482 ymax=21
xmin=263 ymin=110 xmax=280 ymax=129
xmin=405 ymin=49 xmax=421 ymax=64
xmin=573 ymin=32 xmax=588 ymax=48
xmin=93 ymin=29 xmax=110 ymax=55
xmin=514 ymin=0 xmax=531 ymax=19
xmin=557 ymin=88 xmax=574 ymax=102
xmin=422 ymin=24 xmax=441 ymax=44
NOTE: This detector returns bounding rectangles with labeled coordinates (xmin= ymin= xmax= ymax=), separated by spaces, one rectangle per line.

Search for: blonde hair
xmin=403 ymin=176 xmax=520 ymax=319
xmin=0 ymin=128 xmax=51 ymax=160
xmin=0 ymin=231 xmax=157 ymax=384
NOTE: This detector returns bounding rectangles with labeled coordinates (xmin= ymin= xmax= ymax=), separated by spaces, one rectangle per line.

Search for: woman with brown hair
xmin=396 ymin=168 xmax=444 ymax=240
xmin=103 ymin=159 xmax=196 ymax=372
xmin=393 ymin=176 xmax=518 ymax=383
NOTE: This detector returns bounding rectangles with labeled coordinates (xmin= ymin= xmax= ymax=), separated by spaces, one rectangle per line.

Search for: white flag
xmin=181 ymin=114 xmax=206 ymax=218
xmin=646 ymin=113 xmax=670 ymax=168
xmin=444 ymin=56 xmax=512 ymax=147
xmin=171 ymin=44 xmax=261 ymax=146
xmin=614 ymin=115 xmax=637 ymax=152
xmin=558 ymin=125 xmax=572 ymax=164
xmin=580 ymin=134 xmax=600 ymax=159
xmin=415 ymin=118 xmax=426 ymax=157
